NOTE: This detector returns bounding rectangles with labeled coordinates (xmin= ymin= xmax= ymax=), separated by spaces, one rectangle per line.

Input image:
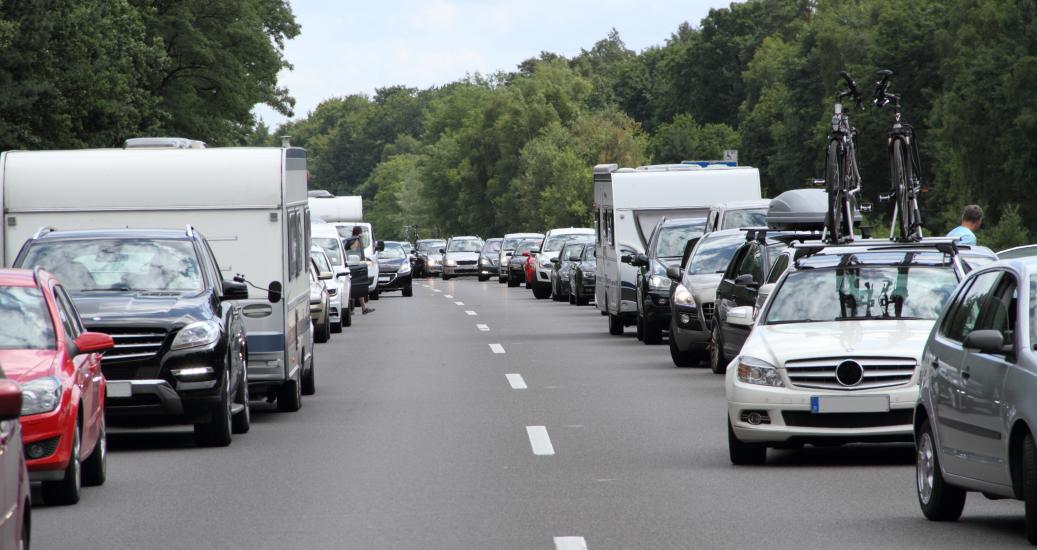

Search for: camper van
xmin=593 ymin=163 xmax=762 ymax=335
xmin=1 ymin=143 xmax=314 ymax=411
xmin=307 ymin=195 xmax=382 ymax=298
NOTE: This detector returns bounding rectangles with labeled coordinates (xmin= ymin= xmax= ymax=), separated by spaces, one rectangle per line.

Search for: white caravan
xmin=1 ymin=144 xmax=313 ymax=405
xmin=593 ymin=163 xmax=762 ymax=335
xmin=307 ymin=195 xmax=381 ymax=297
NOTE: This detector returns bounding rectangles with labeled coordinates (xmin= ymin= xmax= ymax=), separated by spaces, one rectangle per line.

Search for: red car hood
xmin=0 ymin=350 xmax=59 ymax=382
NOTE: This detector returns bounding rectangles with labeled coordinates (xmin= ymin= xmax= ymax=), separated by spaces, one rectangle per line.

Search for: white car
xmin=441 ymin=236 xmax=484 ymax=279
xmin=725 ymin=239 xmax=983 ymax=465
xmin=532 ymin=227 xmax=594 ymax=299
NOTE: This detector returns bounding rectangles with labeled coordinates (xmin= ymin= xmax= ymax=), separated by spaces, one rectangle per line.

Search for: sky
xmin=253 ymin=0 xmax=731 ymax=127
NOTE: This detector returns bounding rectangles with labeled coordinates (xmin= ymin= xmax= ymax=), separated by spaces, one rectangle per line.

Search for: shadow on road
xmin=765 ymin=443 xmax=915 ymax=467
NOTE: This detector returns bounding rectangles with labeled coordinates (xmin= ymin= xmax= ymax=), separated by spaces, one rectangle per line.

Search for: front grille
xmin=784 ymin=357 xmax=916 ymax=390
xmin=98 ymin=327 xmax=167 ymax=363
xmin=457 ymin=260 xmax=477 ymax=265
xmin=701 ymin=302 xmax=715 ymax=323
xmin=782 ymin=409 xmax=913 ymax=429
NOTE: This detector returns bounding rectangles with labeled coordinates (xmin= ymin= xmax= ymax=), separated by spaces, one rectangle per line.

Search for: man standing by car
xmin=946 ymin=204 xmax=982 ymax=245
xmin=348 ymin=226 xmax=375 ymax=315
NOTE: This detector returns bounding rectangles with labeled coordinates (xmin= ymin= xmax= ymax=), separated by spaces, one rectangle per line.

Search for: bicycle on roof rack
xmin=873 ymin=69 xmax=924 ymax=242
xmin=822 ymin=71 xmax=865 ymax=244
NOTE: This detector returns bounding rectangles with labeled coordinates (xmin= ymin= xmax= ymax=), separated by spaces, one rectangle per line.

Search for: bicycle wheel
xmin=825 ymin=140 xmax=844 ymax=242
xmin=891 ymin=139 xmax=913 ymax=240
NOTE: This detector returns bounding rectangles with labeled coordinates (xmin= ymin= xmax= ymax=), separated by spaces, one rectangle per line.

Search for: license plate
xmin=810 ymin=395 xmax=889 ymax=414
xmin=107 ymin=381 xmax=132 ymax=398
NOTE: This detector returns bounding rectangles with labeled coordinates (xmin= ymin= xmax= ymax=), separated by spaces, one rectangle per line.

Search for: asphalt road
xmin=34 ymin=277 xmax=1030 ymax=549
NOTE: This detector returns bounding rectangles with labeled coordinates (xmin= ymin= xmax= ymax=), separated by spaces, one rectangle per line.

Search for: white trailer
xmin=1 ymin=145 xmax=312 ymax=400
xmin=593 ymin=163 xmax=762 ymax=335
xmin=307 ymin=195 xmax=381 ymax=296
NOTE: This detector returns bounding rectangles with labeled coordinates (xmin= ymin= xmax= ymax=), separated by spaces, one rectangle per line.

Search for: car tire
xmin=194 ymin=371 xmax=233 ymax=447
xmin=232 ymin=364 xmax=251 ymax=435
xmin=81 ymin=417 xmax=106 ymax=487
xmin=42 ymin=423 xmax=82 ymax=505
xmin=569 ymin=293 xmax=576 ymax=305
xmin=710 ymin=324 xmax=728 ymax=374
xmin=608 ymin=314 xmax=624 ymax=335
xmin=478 ymin=274 xmax=489 ymax=282
xmin=728 ymin=419 xmax=766 ymax=465
xmin=498 ymin=275 xmax=506 ymax=284
xmin=370 ymin=290 xmax=380 ymax=300
xmin=302 ymin=347 xmax=316 ymax=396
xmin=643 ymin=318 xmax=663 ymax=345
xmin=315 ymin=314 xmax=331 ymax=343
xmin=342 ymin=303 xmax=353 ymax=327
xmin=403 ymin=285 xmax=413 ymax=297
xmin=669 ymin=327 xmax=700 ymax=367
xmin=916 ymin=417 xmax=965 ymax=521
xmin=636 ymin=314 xmax=644 ymax=341
xmin=508 ymin=277 xmax=519 ymax=288
xmin=533 ymin=283 xmax=551 ymax=300
xmin=277 ymin=371 xmax=303 ymax=413
xmin=1025 ymin=433 xmax=1037 ymax=543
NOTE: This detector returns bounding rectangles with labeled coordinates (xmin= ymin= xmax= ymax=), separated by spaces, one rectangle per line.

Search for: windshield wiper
xmin=82 ymin=284 xmax=131 ymax=292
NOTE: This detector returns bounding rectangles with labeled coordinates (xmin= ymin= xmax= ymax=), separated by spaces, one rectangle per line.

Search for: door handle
xmin=961 ymin=370 xmax=971 ymax=380
xmin=930 ymin=358 xmax=939 ymax=369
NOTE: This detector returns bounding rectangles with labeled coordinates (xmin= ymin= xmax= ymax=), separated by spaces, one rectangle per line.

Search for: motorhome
xmin=593 ymin=163 xmax=762 ymax=335
xmin=1 ymin=142 xmax=314 ymax=409
xmin=307 ymin=195 xmax=382 ymax=298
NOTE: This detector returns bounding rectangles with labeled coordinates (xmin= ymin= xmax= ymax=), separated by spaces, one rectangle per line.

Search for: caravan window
xmin=288 ymin=211 xmax=301 ymax=281
xmin=604 ymin=209 xmax=615 ymax=246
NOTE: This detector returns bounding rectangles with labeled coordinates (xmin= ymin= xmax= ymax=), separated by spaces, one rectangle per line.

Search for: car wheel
xmin=916 ymin=417 xmax=965 ymax=521
xmin=302 ymin=347 xmax=316 ymax=396
xmin=194 ymin=371 xmax=233 ymax=447
xmin=232 ymin=363 xmax=251 ymax=434
xmin=314 ymin=314 xmax=331 ymax=343
xmin=636 ymin=314 xmax=644 ymax=341
xmin=710 ymin=324 xmax=728 ymax=374
xmin=81 ymin=416 xmax=106 ymax=487
xmin=643 ymin=318 xmax=662 ymax=345
xmin=608 ymin=314 xmax=624 ymax=335
xmin=569 ymin=293 xmax=576 ymax=305
xmin=331 ymin=319 xmax=342 ymax=334
xmin=42 ymin=422 xmax=81 ymax=505
xmin=498 ymin=275 xmax=506 ymax=284
xmin=669 ymin=326 xmax=699 ymax=368
xmin=478 ymin=274 xmax=488 ymax=282
xmin=370 ymin=290 xmax=380 ymax=300
xmin=728 ymin=418 xmax=766 ymax=465
xmin=19 ymin=502 xmax=29 ymax=550
xmin=1024 ymin=433 xmax=1037 ymax=543
xmin=277 ymin=369 xmax=303 ymax=413
xmin=403 ymin=285 xmax=413 ymax=297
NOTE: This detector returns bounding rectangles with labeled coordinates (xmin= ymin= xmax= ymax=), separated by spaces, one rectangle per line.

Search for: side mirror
xmin=755 ymin=283 xmax=776 ymax=310
xmin=75 ymin=332 xmax=114 ymax=354
xmin=506 ymin=252 xmax=513 ymax=257
xmin=666 ymin=265 xmax=683 ymax=280
xmin=221 ymin=279 xmax=249 ymax=301
xmin=963 ymin=329 xmax=1006 ymax=355
xmin=727 ymin=306 xmax=755 ymax=327
xmin=439 ymin=248 xmax=446 ymax=254
xmin=549 ymin=257 xmax=560 ymax=264
xmin=621 ymin=254 xmax=632 ymax=264
xmin=334 ymin=267 xmax=349 ymax=278
xmin=268 ymin=280 xmax=283 ymax=304
xmin=0 ymin=380 xmax=21 ymax=421
xmin=376 ymin=240 xmax=385 ymax=252
xmin=318 ymin=271 xmax=333 ymax=281
xmin=734 ymin=274 xmax=758 ymax=289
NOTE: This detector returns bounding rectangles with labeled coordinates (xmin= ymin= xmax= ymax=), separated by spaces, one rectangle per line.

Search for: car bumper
xmin=22 ymin=396 xmax=77 ymax=479
xmin=443 ymin=264 xmax=478 ymax=276
xmin=478 ymin=263 xmax=498 ymax=275
xmin=378 ymin=271 xmax=412 ymax=290
xmin=642 ymin=291 xmax=671 ymax=323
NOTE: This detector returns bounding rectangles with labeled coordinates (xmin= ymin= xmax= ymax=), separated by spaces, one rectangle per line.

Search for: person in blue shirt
xmin=946 ymin=204 xmax=982 ymax=245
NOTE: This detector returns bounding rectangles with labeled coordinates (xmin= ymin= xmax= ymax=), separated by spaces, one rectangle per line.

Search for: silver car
xmin=915 ymin=257 xmax=1037 ymax=543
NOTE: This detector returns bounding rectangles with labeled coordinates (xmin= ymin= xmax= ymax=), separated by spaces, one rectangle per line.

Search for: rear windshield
xmin=0 ymin=286 xmax=56 ymax=349
xmin=312 ymin=238 xmax=343 ymax=266
xmin=654 ymin=221 xmax=706 ymax=258
xmin=721 ymin=208 xmax=769 ymax=230
xmin=22 ymin=239 xmax=203 ymax=292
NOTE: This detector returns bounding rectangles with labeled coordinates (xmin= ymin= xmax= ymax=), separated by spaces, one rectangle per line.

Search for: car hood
xmin=446 ymin=252 xmax=479 ymax=261
xmin=687 ymin=273 xmax=723 ymax=302
xmin=0 ymin=350 xmax=59 ymax=382
xmin=741 ymin=320 xmax=936 ymax=367
xmin=70 ymin=290 xmax=210 ymax=327
xmin=378 ymin=258 xmax=406 ymax=269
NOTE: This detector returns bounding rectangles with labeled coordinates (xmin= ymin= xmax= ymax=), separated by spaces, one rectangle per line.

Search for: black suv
xmin=15 ymin=227 xmax=251 ymax=447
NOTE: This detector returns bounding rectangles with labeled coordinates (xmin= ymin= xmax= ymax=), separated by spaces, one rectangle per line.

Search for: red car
xmin=0 ymin=269 xmax=113 ymax=505
xmin=0 ymin=373 xmax=30 ymax=546
xmin=524 ymin=244 xmax=541 ymax=289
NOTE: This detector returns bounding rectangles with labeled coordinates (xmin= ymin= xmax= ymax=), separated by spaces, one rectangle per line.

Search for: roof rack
xmin=32 ymin=226 xmax=56 ymax=239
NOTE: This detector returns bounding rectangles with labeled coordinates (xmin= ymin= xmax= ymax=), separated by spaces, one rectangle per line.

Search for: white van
xmin=307 ymin=195 xmax=382 ymax=298
xmin=1 ymin=143 xmax=313 ymax=408
xmin=593 ymin=163 xmax=762 ymax=335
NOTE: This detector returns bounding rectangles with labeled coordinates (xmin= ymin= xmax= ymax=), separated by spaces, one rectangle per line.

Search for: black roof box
xmin=767 ymin=188 xmax=861 ymax=230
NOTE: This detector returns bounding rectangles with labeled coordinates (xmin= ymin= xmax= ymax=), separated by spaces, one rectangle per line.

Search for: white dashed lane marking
xmin=489 ymin=343 xmax=506 ymax=354
xmin=505 ymin=374 xmax=527 ymax=389
xmin=554 ymin=537 xmax=588 ymax=550
xmin=444 ymin=294 xmax=453 ymax=298
xmin=476 ymin=324 xmax=489 ymax=331
xmin=455 ymin=301 xmax=464 ymax=306
xmin=465 ymin=310 xmax=477 ymax=316
xmin=526 ymin=426 xmax=555 ymax=456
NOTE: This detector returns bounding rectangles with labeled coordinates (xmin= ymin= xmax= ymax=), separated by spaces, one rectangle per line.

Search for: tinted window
xmin=721 ymin=208 xmax=769 ymax=230
xmin=23 ymin=239 xmax=203 ymax=291
xmin=735 ymin=245 xmax=763 ymax=280
xmin=687 ymin=233 xmax=745 ymax=275
xmin=767 ymin=253 xmax=790 ymax=284
xmin=653 ymin=221 xmax=707 ymax=258
xmin=942 ymin=271 xmax=1001 ymax=342
xmin=0 ymin=286 xmax=55 ymax=349
xmin=976 ymin=275 xmax=1016 ymax=344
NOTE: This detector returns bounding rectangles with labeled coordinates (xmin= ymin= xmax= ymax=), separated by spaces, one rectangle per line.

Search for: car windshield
xmin=310 ymin=249 xmax=332 ymax=272
xmin=765 ymin=266 xmax=958 ymax=324
xmin=654 ymin=221 xmax=706 ymax=258
xmin=687 ymin=233 xmax=745 ymax=274
xmin=335 ymin=225 xmax=372 ymax=248
xmin=482 ymin=240 xmax=502 ymax=254
xmin=516 ymin=240 xmax=540 ymax=255
xmin=22 ymin=239 xmax=203 ymax=292
xmin=582 ymin=245 xmax=596 ymax=260
xmin=543 ymin=235 xmax=574 ymax=253
xmin=312 ymin=238 xmax=343 ymax=266
xmin=0 ymin=286 xmax=56 ymax=350
xmin=721 ymin=208 xmax=769 ymax=230
xmin=447 ymin=239 xmax=483 ymax=252
xmin=502 ymin=238 xmax=521 ymax=251
xmin=380 ymin=244 xmax=407 ymax=260
xmin=419 ymin=241 xmax=445 ymax=253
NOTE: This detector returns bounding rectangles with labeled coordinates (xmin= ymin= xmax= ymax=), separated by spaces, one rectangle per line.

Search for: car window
xmin=380 ymin=244 xmax=407 ymax=259
xmin=942 ymin=271 xmax=1001 ymax=342
xmin=721 ymin=208 xmax=769 ymax=230
xmin=54 ymin=285 xmax=85 ymax=335
xmin=568 ymin=245 xmax=585 ymax=261
xmin=653 ymin=221 xmax=707 ymax=258
xmin=767 ymin=253 xmax=790 ymax=284
xmin=200 ymin=239 xmax=223 ymax=290
xmin=583 ymin=245 xmax=596 ymax=261
xmin=447 ymin=239 xmax=483 ymax=253
xmin=482 ymin=240 xmax=502 ymax=254
xmin=0 ymin=285 xmax=56 ymax=349
xmin=735 ymin=244 xmax=762 ymax=281
xmin=52 ymin=286 xmax=79 ymax=339
xmin=313 ymin=238 xmax=344 ymax=266
xmin=310 ymin=249 xmax=332 ymax=272
xmin=688 ymin=233 xmax=744 ymax=275
xmin=22 ymin=239 xmax=204 ymax=292
xmin=975 ymin=275 xmax=1017 ymax=346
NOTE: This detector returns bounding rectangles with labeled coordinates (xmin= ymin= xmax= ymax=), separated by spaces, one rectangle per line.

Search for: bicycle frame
xmin=875 ymin=70 xmax=924 ymax=242
xmin=823 ymin=72 xmax=864 ymax=244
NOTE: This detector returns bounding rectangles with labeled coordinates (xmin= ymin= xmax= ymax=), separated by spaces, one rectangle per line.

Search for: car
xmin=704 ymin=200 xmax=772 ymax=233
xmin=376 ymin=241 xmax=414 ymax=296
xmin=570 ymin=242 xmax=597 ymax=305
xmin=15 ymin=227 xmax=255 ymax=446
xmin=996 ymin=244 xmax=1037 ymax=260
xmin=0 ymin=372 xmax=29 ymax=546
xmin=441 ymin=236 xmax=485 ymax=280
xmin=507 ymin=239 xmax=540 ymax=287
xmin=309 ymin=252 xmax=335 ymax=343
xmin=478 ymin=238 xmax=503 ymax=282
xmin=499 ymin=233 xmax=544 ymax=283
xmin=725 ymin=238 xmax=986 ymax=465
xmin=312 ymin=223 xmax=353 ymax=329
xmin=628 ymin=217 xmax=707 ymax=345
xmin=311 ymin=247 xmax=346 ymax=334
xmin=524 ymin=249 xmax=538 ymax=289
xmin=914 ymin=257 xmax=1037 ymax=542
xmin=532 ymin=228 xmax=594 ymax=299
xmin=550 ymin=240 xmax=591 ymax=302
xmin=415 ymin=239 xmax=446 ymax=278
xmin=0 ymin=268 xmax=114 ymax=505
xmin=668 ymin=229 xmax=748 ymax=367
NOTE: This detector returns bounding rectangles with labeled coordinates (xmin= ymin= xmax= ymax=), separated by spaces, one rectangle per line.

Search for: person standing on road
xmin=349 ymin=226 xmax=375 ymax=315
xmin=946 ymin=205 xmax=982 ymax=245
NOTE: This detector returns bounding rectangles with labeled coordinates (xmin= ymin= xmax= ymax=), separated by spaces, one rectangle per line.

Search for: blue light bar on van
xmin=680 ymin=160 xmax=738 ymax=167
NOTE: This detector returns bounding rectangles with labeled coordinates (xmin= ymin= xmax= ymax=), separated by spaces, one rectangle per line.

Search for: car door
xmin=929 ymin=270 xmax=1002 ymax=477
xmin=0 ymin=404 xmax=15 ymax=545
xmin=715 ymin=244 xmax=749 ymax=338
xmin=722 ymin=243 xmax=762 ymax=354
xmin=52 ymin=284 xmax=101 ymax=449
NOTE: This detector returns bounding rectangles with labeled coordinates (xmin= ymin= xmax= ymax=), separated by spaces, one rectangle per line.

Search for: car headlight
xmin=21 ymin=376 xmax=61 ymax=416
xmin=673 ymin=284 xmax=694 ymax=306
xmin=171 ymin=320 xmax=221 ymax=351
xmin=583 ymin=270 xmax=595 ymax=280
xmin=327 ymin=287 xmax=338 ymax=296
xmin=649 ymin=275 xmax=671 ymax=291
xmin=539 ymin=259 xmax=553 ymax=269
xmin=399 ymin=263 xmax=411 ymax=274
xmin=445 ymin=259 xmax=457 ymax=267
xmin=480 ymin=258 xmax=490 ymax=265
xmin=736 ymin=356 xmax=784 ymax=387
xmin=427 ymin=258 xmax=437 ymax=265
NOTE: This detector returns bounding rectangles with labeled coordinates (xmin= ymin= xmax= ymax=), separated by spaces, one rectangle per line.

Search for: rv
xmin=307 ymin=195 xmax=382 ymax=298
xmin=593 ymin=163 xmax=762 ymax=335
xmin=1 ymin=143 xmax=314 ymax=409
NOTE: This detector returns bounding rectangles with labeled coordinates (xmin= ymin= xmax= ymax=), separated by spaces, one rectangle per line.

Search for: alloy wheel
xmin=917 ymin=432 xmax=935 ymax=505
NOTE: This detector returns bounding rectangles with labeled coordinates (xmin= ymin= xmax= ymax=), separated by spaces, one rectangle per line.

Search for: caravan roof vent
xmin=123 ymin=137 xmax=208 ymax=150
xmin=767 ymin=188 xmax=860 ymax=231
xmin=308 ymin=190 xmax=334 ymax=198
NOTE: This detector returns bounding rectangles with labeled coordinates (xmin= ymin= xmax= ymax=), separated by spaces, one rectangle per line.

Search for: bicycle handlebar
xmin=836 ymin=71 xmax=863 ymax=109
xmin=873 ymin=69 xmax=900 ymax=109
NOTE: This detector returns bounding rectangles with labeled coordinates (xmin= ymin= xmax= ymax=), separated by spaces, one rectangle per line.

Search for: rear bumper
xmin=444 ymin=264 xmax=478 ymax=276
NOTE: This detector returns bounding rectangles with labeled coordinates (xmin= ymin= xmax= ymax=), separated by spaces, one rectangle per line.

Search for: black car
xmin=550 ymin=240 xmax=590 ymax=301
xmin=414 ymin=239 xmax=445 ymax=278
xmin=376 ymin=241 xmax=413 ymax=297
xmin=507 ymin=238 xmax=541 ymax=287
xmin=627 ymin=217 xmax=707 ymax=345
xmin=15 ymin=228 xmax=253 ymax=447
xmin=571 ymin=243 xmax=596 ymax=305
xmin=478 ymin=238 xmax=503 ymax=281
